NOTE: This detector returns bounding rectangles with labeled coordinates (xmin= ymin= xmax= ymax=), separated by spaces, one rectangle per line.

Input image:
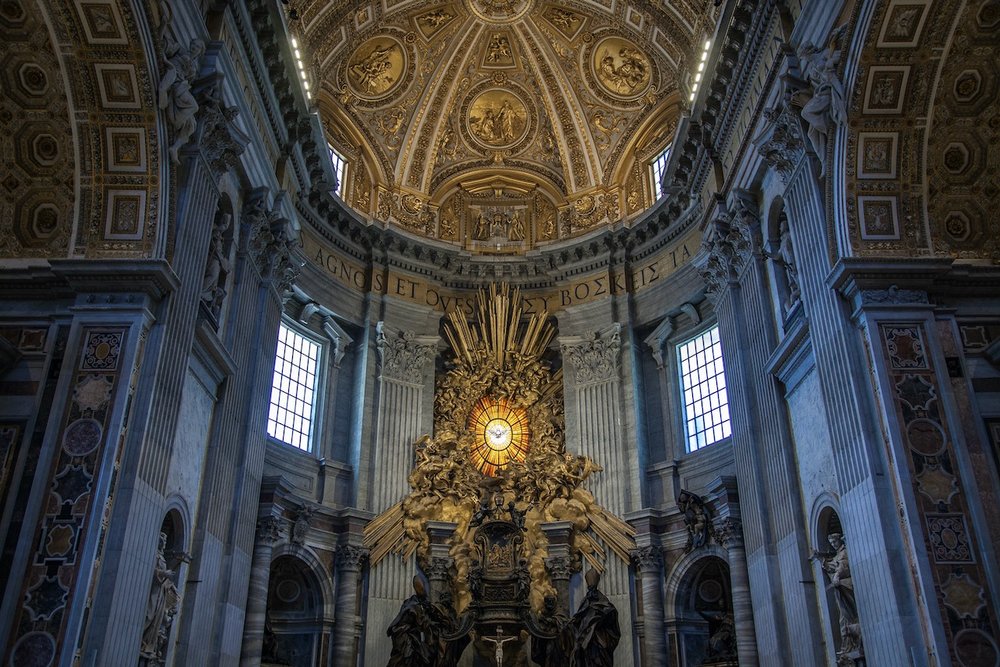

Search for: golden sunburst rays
xmin=469 ymin=396 xmax=530 ymax=476
xmin=443 ymin=283 xmax=555 ymax=368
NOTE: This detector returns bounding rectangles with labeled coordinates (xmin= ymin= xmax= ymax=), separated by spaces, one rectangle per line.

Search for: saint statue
xmin=157 ymin=2 xmax=204 ymax=164
xmin=766 ymin=216 xmax=800 ymax=312
xmin=796 ymin=41 xmax=846 ymax=176
xmin=531 ymin=595 xmax=571 ymax=667
xmin=386 ymin=576 xmax=448 ymax=667
xmin=140 ymin=532 xmax=180 ymax=663
xmin=567 ymin=569 xmax=620 ymax=667
xmin=201 ymin=212 xmax=232 ymax=316
xmin=678 ymin=489 xmax=711 ymax=551
xmin=812 ymin=532 xmax=864 ymax=662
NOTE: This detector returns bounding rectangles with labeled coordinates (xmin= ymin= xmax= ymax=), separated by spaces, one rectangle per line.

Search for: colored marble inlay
xmin=4 ymin=327 xmax=127 ymax=664
xmin=878 ymin=322 xmax=1000 ymax=661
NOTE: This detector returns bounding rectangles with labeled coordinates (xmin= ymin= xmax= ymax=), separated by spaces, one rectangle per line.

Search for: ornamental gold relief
xmin=461 ymin=81 xmax=536 ymax=154
xmin=592 ymin=36 xmax=651 ymax=98
xmin=343 ymin=32 xmax=415 ymax=106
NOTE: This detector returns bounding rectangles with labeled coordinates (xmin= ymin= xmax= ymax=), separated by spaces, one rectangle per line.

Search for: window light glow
xmin=328 ymin=143 xmax=348 ymax=195
xmin=678 ymin=326 xmax=731 ymax=452
xmin=267 ymin=323 xmax=322 ymax=451
xmin=649 ymin=144 xmax=671 ymax=198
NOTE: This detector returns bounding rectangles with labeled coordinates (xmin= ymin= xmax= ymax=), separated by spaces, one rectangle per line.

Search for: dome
xmin=297 ymin=0 xmax=717 ymax=252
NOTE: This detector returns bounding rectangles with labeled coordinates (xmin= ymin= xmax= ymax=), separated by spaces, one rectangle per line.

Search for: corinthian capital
xmin=375 ymin=322 xmax=437 ymax=381
xmin=561 ymin=324 xmax=622 ymax=385
xmin=336 ymin=544 xmax=369 ymax=570
xmin=630 ymin=546 xmax=663 ymax=573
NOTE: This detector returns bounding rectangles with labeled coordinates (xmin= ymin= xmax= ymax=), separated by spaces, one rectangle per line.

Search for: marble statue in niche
xmin=795 ymin=39 xmax=846 ymax=176
xmin=201 ymin=211 xmax=232 ymax=320
xmin=140 ymin=532 xmax=180 ymax=664
xmin=812 ymin=533 xmax=864 ymax=664
xmin=157 ymin=1 xmax=205 ymax=163
xmin=766 ymin=213 xmax=800 ymax=313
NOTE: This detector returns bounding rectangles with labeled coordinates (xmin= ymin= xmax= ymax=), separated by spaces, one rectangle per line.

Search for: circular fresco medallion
xmin=346 ymin=36 xmax=407 ymax=100
xmin=467 ymin=0 xmax=531 ymax=24
xmin=62 ymin=418 xmax=103 ymax=457
xmin=467 ymin=88 xmax=529 ymax=149
xmin=591 ymin=36 xmax=652 ymax=99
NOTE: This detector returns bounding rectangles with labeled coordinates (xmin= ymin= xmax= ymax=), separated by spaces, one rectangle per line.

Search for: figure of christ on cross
xmin=480 ymin=626 xmax=518 ymax=666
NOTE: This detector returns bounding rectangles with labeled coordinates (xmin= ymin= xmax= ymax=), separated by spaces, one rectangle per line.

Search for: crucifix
xmin=480 ymin=625 xmax=517 ymax=666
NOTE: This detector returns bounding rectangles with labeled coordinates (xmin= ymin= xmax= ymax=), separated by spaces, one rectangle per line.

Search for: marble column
xmin=631 ymin=545 xmax=666 ymax=667
xmin=715 ymin=518 xmax=758 ymax=666
xmin=560 ymin=325 xmax=635 ymax=667
xmin=542 ymin=522 xmax=575 ymax=613
xmin=240 ymin=516 xmax=284 ymax=667
xmin=364 ymin=324 xmax=437 ymax=667
xmin=332 ymin=544 xmax=368 ymax=667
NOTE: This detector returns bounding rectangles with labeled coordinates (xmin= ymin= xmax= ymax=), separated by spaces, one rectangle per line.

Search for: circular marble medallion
xmin=591 ymin=36 xmax=652 ymax=99
xmin=467 ymin=88 xmax=529 ymax=149
xmin=62 ymin=418 xmax=103 ymax=457
xmin=346 ymin=36 xmax=407 ymax=100
xmin=905 ymin=417 xmax=947 ymax=456
xmin=12 ymin=631 xmax=56 ymax=667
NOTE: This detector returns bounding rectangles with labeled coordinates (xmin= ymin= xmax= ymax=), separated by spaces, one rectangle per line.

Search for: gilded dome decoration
xmin=301 ymin=0 xmax=715 ymax=251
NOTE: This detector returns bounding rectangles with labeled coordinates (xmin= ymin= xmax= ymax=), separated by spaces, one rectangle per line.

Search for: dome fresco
xmin=297 ymin=0 xmax=717 ymax=252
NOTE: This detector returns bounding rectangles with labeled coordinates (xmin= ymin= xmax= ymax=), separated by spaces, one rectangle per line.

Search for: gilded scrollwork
xmin=364 ymin=287 xmax=635 ymax=614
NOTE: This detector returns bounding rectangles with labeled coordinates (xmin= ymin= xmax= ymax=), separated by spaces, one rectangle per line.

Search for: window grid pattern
xmin=650 ymin=145 xmax=671 ymax=197
xmin=267 ymin=324 xmax=321 ymax=450
xmin=328 ymin=144 xmax=348 ymax=195
xmin=678 ymin=326 xmax=731 ymax=451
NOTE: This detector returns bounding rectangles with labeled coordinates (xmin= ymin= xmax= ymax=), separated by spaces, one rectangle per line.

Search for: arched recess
xmin=808 ymin=502 xmax=864 ymax=666
xmin=263 ymin=545 xmax=336 ymax=666
xmin=665 ymin=548 xmax=738 ymax=667
xmin=0 ymin=0 xmax=164 ymax=259
xmin=837 ymin=0 xmax=999 ymax=261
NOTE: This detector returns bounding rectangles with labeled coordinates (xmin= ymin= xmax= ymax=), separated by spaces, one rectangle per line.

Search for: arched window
xmin=649 ymin=144 xmax=671 ymax=198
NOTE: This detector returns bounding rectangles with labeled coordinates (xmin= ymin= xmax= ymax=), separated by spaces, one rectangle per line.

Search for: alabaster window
xmin=328 ymin=143 xmax=348 ymax=195
xmin=267 ymin=321 xmax=324 ymax=451
xmin=650 ymin=145 xmax=671 ymax=198
xmin=678 ymin=325 xmax=731 ymax=451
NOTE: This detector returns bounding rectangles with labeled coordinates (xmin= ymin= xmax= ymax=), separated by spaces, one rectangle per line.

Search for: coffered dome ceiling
xmin=297 ymin=0 xmax=716 ymax=252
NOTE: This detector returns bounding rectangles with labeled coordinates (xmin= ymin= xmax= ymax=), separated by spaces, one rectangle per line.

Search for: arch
xmin=808 ymin=491 xmax=842 ymax=551
xmin=271 ymin=543 xmax=337 ymax=622
xmin=664 ymin=549 xmax=738 ymax=666
xmin=262 ymin=549 xmax=333 ymax=666
xmin=664 ymin=545 xmax=731 ymax=618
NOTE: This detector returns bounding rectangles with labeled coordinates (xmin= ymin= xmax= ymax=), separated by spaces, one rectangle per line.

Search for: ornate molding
xmin=336 ymin=544 xmax=369 ymax=571
xmin=713 ymin=517 xmax=744 ymax=549
xmin=561 ymin=324 xmax=622 ymax=385
xmin=243 ymin=192 xmax=301 ymax=292
xmin=195 ymin=74 xmax=249 ymax=177
xmin=545 ymin=555 xmax=574 ymax=580
xmin=255 ymin=516 xmax=285 ymax=545
xmin=375 ymin=322 xmax=437 ymax=381
xmin=630 ymin=546 xmax=663 ymax=573
xmin=699 ymin=196 xmax=761 ymax=299
xmin=859 ymin=285 xmax=928 ymax=306
xmin=423 ymin=556 xmax=452 ymax=580
xmin=752 ymin=102 xmax=805 ymax=182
